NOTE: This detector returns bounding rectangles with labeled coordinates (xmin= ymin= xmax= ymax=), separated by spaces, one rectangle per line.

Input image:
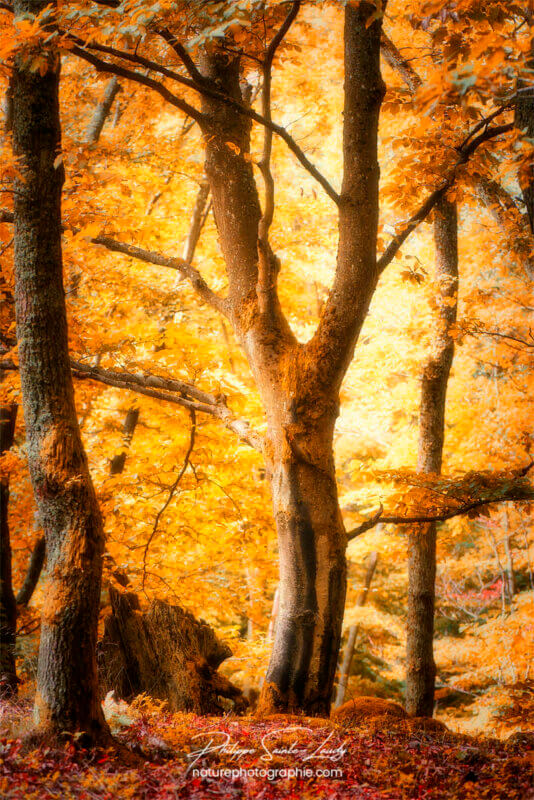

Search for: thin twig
xmin=142 ymin=409 xmax=196 ymax=590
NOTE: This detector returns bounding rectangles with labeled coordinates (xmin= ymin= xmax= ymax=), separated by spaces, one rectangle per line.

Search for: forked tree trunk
xmin=406 ymin=197 xmax=458 ymax=717
xmin=12 ymin=0 xmax=109 ymax=742
xmin=198 ymin=3 xmax=384 ymax=716
xmin=0 ymin=403 xmax=18 ymax=695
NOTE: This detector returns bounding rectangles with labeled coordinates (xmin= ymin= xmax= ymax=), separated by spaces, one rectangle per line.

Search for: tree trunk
xmin=258 ymin=417 xmax=347 ymax=715
xmin=334 ymin=551 xmax=378 ymax=708
xmin=12 ymin=0 xmax=109 ymax=742
xmin=406 ymin=197 xmax=458 ymax=717
xmin=515 ymin=38 xmax=534 ymax=232
xmin=0 ymin=403 xmax=18 ymax=696
xmin=197 ymin=3 xmax=383 ymax=717
xmin=109 ymin=406 xmax=139 ymax=475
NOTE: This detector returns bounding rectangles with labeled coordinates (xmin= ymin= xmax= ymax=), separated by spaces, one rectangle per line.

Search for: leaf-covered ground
xmin=1 ymin=701 xmax=533 ymax=800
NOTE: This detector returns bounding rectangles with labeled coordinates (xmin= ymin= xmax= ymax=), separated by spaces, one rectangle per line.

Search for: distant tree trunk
xmin=12 ymin=0 xmax=109 ymax=742
xmin=406 ymin=197 xmax=458 ymax=717
xmin=334 ymin=551 xmax=378 ymax=708
xmin=16 ymin=534 xmax=46 ymax=607
xmin=502 ymin=510 xmax=516 ymax=600
xmin=0 ymin=403 xmax=18 ymax=696
xmin=84 ymin=77 xmax=120 ymax=144
xmin=109 ymin=406 xmax=139 ymax=475
xmin=515 ymin=38 xmax=534 ymax=231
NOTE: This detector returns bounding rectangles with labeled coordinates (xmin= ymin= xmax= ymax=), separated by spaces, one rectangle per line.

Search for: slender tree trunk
xmin=12 ymin=0 xmax=109 ymax=742
xmin=0 ymin=403 xmax=18 ymax=695
xmin=334 ymin=551 xmax=378 ymax=708
xmin=16 ymin=534 xmax=46 ymax=607
xmin=109 ymin=406 xmax=139 ymax=475
xmin=406 ymin=197 xmax=458 ymax=717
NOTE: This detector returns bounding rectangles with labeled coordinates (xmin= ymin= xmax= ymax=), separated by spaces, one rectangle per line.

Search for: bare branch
xmin=0 ymin=358 xmax=263 ymax=451
xmin=66 ymin=36 xmax=340 ymax=204
xmin=0 ymin=207 xmax=227 ymax=314
xmin=69 ymin=45 xmax=206 ymax=124
xmin=142 ymin=409 xmax=196 ymax=590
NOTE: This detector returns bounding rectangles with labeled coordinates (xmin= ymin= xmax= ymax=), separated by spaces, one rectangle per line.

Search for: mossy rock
xmin=407 ymin=716 xmax=449 ymax=735
xmin=332 ymin=696 xmax=406 ymax=728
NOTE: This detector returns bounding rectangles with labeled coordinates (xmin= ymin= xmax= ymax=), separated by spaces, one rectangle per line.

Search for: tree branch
xmin=381 ymin=32 xmax=422 ymax=92
xmin=66 ymin=36 xmax=340 ymax=204
xmin=347 ymin=483 xmax=533 ymax=540
xmin=256 ymin=1 xmax=300 ymax=316
xmin=0 ymin=207 xmax=227 ymax=314
xmin=0 ymin=358 xmax=263 ymax=451
xmin=377 ymin=121 xmax=514 ymax=273
xmin=142 ymin=409 xmax=196 ymax=591
xmin=69 ymin=44 xmax=206 ymax=124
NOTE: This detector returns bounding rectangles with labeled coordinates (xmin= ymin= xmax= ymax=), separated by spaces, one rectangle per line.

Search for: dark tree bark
xmin=406 ymin=197 xmax=458 ymax=717
xmin=16 ymin=534 xmax=46 ymax=606
xmin=12 ymin=0 xmax=109 ymax=742
xmin=98 ymin=585 xmax=247 ymax=713
xmin=0 ymin=403 xmax=18 ymax=696
xmin=515 ymin=39 xmax=534 ymax=231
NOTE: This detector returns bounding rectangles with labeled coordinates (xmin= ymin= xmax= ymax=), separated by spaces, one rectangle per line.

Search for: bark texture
xmin=406 ymin=197 xmax=458 ymax=717
xmin=0 ymin=403 xmax=18 ymax=695
xmin=12 ymin=0 xmax=108 ymax=741
xmin=98 ymin=585 xmax=247 ymax=713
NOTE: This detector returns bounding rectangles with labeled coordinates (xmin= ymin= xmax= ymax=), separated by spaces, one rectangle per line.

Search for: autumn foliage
xmin=0 ymin=0 xmax=533 ymax=795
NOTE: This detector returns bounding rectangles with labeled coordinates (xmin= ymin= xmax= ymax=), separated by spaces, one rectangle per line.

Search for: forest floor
xmin=1 ymin=699 xmax=533 ymax=800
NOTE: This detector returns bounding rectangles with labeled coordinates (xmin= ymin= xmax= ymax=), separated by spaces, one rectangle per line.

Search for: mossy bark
xmin=12 ymin=0 xmax=109 ymax=742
